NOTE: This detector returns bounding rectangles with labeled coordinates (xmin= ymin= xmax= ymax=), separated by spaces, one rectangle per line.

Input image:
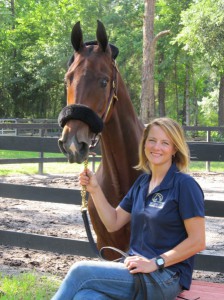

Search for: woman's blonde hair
xmin=135 ymin=117 xmax=190 ymax=173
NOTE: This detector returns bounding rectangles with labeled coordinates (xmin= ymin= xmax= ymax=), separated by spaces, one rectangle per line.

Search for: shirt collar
xmin=159 ymin=163 xmax=179 ymax=190
xmin=139 ymin=163 xmax=179 ymax=191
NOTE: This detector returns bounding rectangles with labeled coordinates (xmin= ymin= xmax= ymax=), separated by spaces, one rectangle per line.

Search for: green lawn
xmin=0 ymin=150 xmax=224 ymax=175
xmin=189 ymin=161 xmax=224 ymax=172
xmin=0 ymin=150 xmax=87 ymax=175
xmin=0 ymin=272 xmax=60 ymax=300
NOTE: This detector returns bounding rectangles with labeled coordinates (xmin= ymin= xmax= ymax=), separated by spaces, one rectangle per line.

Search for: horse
xmin=58 ymin=20 xmax=144 ymax=259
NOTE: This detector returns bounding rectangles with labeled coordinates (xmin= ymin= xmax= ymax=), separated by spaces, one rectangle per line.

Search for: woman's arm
xmin=79 ymin=169 xmax=131 ymax=232
xmin=125 ymin=216 xmax=206 ymax=274
xmin=161 ymin=216 xmax=206 ymax=267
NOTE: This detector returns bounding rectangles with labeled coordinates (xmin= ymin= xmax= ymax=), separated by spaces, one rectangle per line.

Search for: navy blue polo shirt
xmin=119 ymin=163 xmax=204 ymax=290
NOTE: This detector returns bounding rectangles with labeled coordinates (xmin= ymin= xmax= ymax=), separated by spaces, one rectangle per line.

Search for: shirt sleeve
xmin=178 ymin=177 xmax=205 ymax=220
xmin=119 ymin=173 xmax=146 ymax=213
xmin=119 ymin=188 xmax=133 ymax=213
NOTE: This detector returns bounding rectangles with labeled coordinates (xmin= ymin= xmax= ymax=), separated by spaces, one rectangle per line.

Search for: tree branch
xmin=152 ymin=30 xmax=171 ymax=48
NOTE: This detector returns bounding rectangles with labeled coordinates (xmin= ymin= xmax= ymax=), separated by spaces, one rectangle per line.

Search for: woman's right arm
xmin=79 ymin=169 xmax=131 ymax=232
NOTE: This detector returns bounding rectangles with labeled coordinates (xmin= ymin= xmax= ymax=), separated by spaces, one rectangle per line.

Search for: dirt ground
xmin=0 ymin=172 xmax=224 ymax=284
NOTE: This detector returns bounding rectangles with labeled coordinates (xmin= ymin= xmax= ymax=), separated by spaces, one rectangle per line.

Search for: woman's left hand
xmin=124 ymin=255 xmax=157 ymax=274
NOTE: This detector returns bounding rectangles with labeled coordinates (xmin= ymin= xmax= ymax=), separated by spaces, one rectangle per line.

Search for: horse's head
xmin=58 ymin=20 xmax=119 ymax=163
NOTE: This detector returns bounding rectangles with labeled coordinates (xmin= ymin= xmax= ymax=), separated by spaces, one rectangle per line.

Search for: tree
xmin=176 ymin=0 xmax=224 ymax=126
xmin=140 ymin=0 xmax=170 ymax=123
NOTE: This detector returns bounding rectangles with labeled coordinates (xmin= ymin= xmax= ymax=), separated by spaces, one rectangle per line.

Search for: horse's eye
xmin=100 ymin=78 xmax=108 ymax=88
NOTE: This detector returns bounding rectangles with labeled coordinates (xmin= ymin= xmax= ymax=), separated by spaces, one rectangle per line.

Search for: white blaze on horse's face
xmin=69 ymin=141 xmax=76 ymax=154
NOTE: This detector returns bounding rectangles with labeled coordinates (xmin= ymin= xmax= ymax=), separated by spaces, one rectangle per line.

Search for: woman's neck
xmin=149 ymin=162 xmax=172 ymax=191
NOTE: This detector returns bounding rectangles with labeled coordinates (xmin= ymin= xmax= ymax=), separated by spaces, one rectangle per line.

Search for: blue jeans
xmin=51 ymin=260 xmax=182 ymax=300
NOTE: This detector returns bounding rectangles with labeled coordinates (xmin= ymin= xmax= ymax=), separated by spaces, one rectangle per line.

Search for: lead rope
xmin=81 ymin=159 xmax=88 ymax=212
xmin=80 ymin=159 xmax=100 ymax=256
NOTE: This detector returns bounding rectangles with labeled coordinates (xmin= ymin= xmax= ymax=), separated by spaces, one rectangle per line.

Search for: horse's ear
xmin=96 ymin=20 xmax=108 ymax=52
xmin=71 ymin=21 xmax=84 ymax=52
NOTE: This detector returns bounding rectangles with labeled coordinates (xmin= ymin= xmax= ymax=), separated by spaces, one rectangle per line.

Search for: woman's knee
xmin=67 ymin=261 xmax=96 ymax=281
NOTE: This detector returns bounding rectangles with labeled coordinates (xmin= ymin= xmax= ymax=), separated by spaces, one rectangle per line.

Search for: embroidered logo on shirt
xmin=149 ymin=193 xmax=164 ymax=208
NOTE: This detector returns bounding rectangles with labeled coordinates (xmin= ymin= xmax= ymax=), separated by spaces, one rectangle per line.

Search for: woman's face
xmin=144 ymin=125 xmax=176 ymax=168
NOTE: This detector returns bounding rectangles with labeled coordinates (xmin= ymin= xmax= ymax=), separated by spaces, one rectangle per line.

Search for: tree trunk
xmin=185 ymin=62 xmax=190 ymax=125
xmin=158 ymin=52 xmax=165 ymax=116
xmin=192 ymin=65 xmax=198 ymax=126
xmin=174 ymin=57 xmax=179 ymax=122
xmin=140 ymin=0 xmax=155 ymax=124
xmin=218 ymin=75 xmax=224 ymax=126
xmin=158 ymin=81 xmax=166 ymax=116
xmin=140 ymin=0 xmax=170 ymax=124
xmin=10 ymin=0 xmax=16 ymax=58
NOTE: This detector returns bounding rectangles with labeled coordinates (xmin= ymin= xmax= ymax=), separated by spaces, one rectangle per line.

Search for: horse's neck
xmin=100 ymin=76 xmax=144 ymax=195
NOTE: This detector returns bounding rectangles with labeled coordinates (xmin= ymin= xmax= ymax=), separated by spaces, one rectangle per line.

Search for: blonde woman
xmin=52 ymin=117 xmax=205 ymax=300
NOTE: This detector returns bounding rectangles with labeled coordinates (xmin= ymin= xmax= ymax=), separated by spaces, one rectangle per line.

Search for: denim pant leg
xmin=51 ymin=260 xmax=136 ymax=300
xmin=73 ymin=289 xmax=113 ymax=300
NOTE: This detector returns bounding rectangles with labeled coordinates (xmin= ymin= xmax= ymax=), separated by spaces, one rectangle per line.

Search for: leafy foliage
xmin=0 ymin=0 xmax=223 ymax=125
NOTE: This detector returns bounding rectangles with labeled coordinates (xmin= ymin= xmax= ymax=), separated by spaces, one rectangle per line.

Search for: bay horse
xmin=58 ymin=20 xmax=144 ymax=259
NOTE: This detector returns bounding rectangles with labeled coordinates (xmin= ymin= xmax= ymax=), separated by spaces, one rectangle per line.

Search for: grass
xmin=0 ymin=162 xmax=85 ymax=176
xmin=0 ymin=149 xmax=223 ymax=175
xmin=0 ymin=150 xmax=91 ymax=175
xmin=0 ymin=272 xmax=60 ymax=300
xmin=189 ymin=161 xmax=224 ymax=173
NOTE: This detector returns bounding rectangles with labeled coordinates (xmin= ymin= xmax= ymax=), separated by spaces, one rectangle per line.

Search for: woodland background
xmin=0 ymin=0 xmax=224 ymax=127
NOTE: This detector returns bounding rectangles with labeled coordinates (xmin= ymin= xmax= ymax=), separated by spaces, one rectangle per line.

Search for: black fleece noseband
xmin=58 ymin=104 xmax=104 ymax=134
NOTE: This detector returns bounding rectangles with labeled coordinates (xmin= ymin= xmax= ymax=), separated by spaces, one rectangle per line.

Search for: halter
xmin=90 ymin=59 xmax=118 ymax=149
xmin=58 ymin=59 xmax=118 ymax=149
xmin=79 ymin=60 xmax=118 ymax=212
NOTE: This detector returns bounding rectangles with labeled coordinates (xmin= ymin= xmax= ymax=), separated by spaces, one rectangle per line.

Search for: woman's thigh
xmin=53 ymin=260 xmax=136 ymax=300
xmin=72 ymin=260 xmax=136 ymax=300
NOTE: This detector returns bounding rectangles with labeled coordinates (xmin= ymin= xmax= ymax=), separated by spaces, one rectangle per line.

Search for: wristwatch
xmin=155 ymin=256 xmax=165 ymax=270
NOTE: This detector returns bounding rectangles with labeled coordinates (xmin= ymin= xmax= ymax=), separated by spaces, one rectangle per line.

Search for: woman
xmin=52 ymin=117 xmax=205 ymax=300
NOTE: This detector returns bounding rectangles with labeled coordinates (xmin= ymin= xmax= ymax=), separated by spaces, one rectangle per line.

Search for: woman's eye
xmin=148 ymin=139 xmax=155 ymax=143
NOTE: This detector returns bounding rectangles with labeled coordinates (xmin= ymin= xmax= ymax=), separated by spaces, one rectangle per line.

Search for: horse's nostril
xmin=58 ymin=139 xmax=67 ymax=155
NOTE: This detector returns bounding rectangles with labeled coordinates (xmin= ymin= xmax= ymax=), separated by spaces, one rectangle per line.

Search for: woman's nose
xmin=153 ymin=141 xmax=161 ymax=149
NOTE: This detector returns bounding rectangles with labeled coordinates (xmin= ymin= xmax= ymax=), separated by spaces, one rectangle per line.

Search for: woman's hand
xmin=79 ymin=169 xmax=99 ymax=193
xmin=124 ymin=255 xmax=157 ymax=274
xmin=79 ymin=169 xmax=131 ymax=232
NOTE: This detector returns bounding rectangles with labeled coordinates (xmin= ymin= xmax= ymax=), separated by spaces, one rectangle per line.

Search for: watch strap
xmin=155 ymin=256 xmax=165 ymax=270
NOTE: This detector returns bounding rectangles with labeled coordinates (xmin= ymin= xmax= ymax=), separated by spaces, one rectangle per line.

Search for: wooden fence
xmin=0 ymin=126 xmax=224 ymax=273
xmin=0 ymin=122 xmax=224 ymax=173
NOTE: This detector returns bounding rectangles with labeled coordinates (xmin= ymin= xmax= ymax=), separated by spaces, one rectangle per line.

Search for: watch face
xmin=157 ymin=258 xmax=164 ymax=266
